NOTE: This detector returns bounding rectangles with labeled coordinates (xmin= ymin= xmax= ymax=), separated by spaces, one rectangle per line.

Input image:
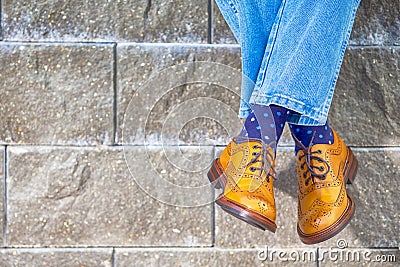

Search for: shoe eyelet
xmin=317 ymin=150 xmax=322 ymax=154
xmin=252 ymin=152 xmax=257 ymax=156
xmin=252 ymin=145 xmax=258 ymax=149
xmin=250 ymin=167 xmax=256 ymax=172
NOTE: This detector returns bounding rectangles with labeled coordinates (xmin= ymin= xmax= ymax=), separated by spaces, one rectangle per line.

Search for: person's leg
xmin=210 ymin=0 xmax=285 ymax=233
xmin=245 ymin=0 xmax=361 ymax=244
xmin=217 ymin=0 xmax=288 ymax=150
xmin=250 ymin=0 xmax=361 ymax=126
xmin=215 ymin=0 xmax=362 ymax=244
xmin=216 ymin=0 xmax=283 ymax=118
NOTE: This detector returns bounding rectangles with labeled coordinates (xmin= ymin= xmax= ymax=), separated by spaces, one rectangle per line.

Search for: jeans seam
xmin=254 ymin=0 xmax=287 ymax=95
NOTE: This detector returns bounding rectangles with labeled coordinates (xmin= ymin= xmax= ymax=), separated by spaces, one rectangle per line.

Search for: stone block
xmin=117 ymin=44 xmax=242 ymax=145
xmin=212 ymin=2 xmax=237 ymax=44
xmin=350 ymin=0 xmax=400 ymax=45
xmin=331 ymin=47 xmax=399 ymax=147
xmin=0 ymin=147 xmax=4 ymax=246
xmin=0 ymin=43 xmax=114 ymax=145
xmin=0 ymin=249 xmax=112 ymax=267
xmin=3 ymin=0 xmax=208 ymax=43
xmin=7 ymin=146 xmax=213 ymax=247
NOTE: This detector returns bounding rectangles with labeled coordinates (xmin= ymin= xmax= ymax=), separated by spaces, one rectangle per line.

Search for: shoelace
xmin=292 ymin=132 xmax=330 ymax=186
xmin=244 ymin=141 xmax=277 ymax=183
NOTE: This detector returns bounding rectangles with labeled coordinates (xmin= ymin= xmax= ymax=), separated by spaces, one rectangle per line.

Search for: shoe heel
xmin=208 ymin=159 xmax=224 ymax=189
xmin=345 ymin=147 xmax=358 ymax=185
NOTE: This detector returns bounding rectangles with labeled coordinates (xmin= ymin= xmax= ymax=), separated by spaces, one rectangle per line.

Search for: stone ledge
xmin=2 ymin=0 xmax=208 ymax=43
xmin=6 ymin=146 xmax=213 ymax=247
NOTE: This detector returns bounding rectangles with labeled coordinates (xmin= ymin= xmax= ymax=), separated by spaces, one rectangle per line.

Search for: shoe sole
xmin=297 ymin=147 xmax=358 ymax=244
xmin=207 ymin=159 xmax=277 ymax=233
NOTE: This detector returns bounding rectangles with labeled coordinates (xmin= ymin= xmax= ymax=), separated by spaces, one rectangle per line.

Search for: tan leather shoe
xmin=208 ymin=137 xmax=277 ymax=232
xmin=294 ymin=129 xmax=357 ymax=244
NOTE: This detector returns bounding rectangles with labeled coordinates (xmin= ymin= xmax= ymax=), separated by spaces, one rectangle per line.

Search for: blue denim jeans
xmin=216 ymin=0 xmax=361 ymax=125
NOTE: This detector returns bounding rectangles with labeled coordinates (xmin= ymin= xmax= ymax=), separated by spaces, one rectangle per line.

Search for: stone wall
xmin=0 ymin=0 xmax=399 ymax=266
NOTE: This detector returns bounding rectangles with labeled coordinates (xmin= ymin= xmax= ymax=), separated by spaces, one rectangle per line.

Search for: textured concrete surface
xmin=0 ymin=148 xmax=4 ymax=246
xmin=3 ymin=0 xmax=208 ymax=43
xmin=331 ymin=47 xmax=400 ymax=147
xmin=0 ymin=43 xmax=114 ymax=145
xmin=212 ymin=3 xmax=237 ymax=44
xmin=117 ymin=44 xmax=242 ymax=145
xmin=7 ymin=146 xmax=212 ymax=247
xmin=350 ymin=0 xmax=400 ymax=45
xmin=0 ymin=0 xmax=398 ymax=265
xmin=0 ymin=249 xmax=112 ymax=267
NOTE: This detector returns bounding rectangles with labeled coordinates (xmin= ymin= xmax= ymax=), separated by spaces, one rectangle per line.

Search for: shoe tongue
xmin=234 ymin=136 xmax=277 ymax=149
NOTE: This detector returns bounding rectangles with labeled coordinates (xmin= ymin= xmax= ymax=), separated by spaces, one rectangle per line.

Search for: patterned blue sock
xmin=289 ymin=121 xmax=334 ymax=153
xmin=268 ymin=105 xmax=289 ymax=142
xmin=239 ymin=105 xmax=289 ymax=145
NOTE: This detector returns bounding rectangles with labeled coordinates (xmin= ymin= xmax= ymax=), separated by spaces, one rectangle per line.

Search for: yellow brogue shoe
xmin=294 ymin=129 xmax=357 ymax=244
xmin=208 ymin=137 xmax=277 ymax=232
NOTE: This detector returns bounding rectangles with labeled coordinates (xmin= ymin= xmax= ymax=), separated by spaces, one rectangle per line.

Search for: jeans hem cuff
xmin=249 ymin=94 xmax=328 ymax=126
